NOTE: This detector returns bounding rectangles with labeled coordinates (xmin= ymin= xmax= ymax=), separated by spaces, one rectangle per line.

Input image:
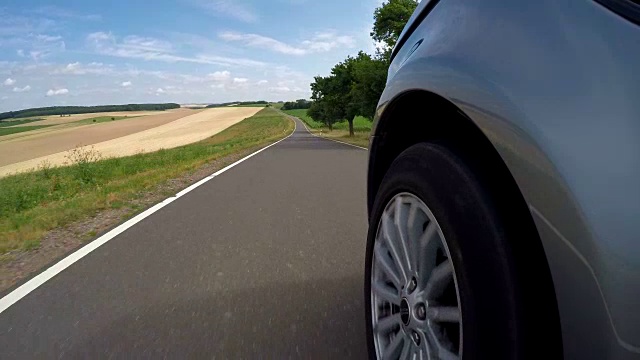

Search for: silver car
xmin=365 ymin=0 xmax=640 ymax=359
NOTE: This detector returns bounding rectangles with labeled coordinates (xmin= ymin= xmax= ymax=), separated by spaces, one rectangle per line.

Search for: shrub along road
xmin=0 ymin=117 xmax=369 ymax=358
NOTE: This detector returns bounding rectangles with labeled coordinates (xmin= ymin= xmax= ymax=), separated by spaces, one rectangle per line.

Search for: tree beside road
xmin=306 ymin=0 xmax=418 ymax=136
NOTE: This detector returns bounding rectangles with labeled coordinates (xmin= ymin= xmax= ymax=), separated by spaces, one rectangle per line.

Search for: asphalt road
xmin=0 ymin=117 xmax=369 ymax=358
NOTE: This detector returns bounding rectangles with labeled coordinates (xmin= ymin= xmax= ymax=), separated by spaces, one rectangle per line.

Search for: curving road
xmin=0 ymin=117 xmax=369 ymax=358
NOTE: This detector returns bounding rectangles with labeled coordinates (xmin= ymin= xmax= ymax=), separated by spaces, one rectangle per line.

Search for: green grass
xmin=270 ymin=103 xmax=284 ymax=110
xmin=231 ymin=104 xmax=268 ymax=108
xmin=282 ymin=109 xmax=371 ymax=148
xmin=74 ymin=116 xmax=136 ymax=125
xmin=0 ymin=125 xmax=53 ymax=137
xmin=283 ymin=109 xmax=371 ymax=132
xmin=0 ymin=118 xmax=43 ymax=127
xmin=0 ymin=108 xmax=294 ymax=254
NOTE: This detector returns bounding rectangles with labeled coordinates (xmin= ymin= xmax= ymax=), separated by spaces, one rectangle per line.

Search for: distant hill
xmin=0 ymin=103 xmax=181 ymax=121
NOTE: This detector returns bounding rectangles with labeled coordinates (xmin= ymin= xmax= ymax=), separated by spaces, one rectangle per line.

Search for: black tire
xmin=365 ymin=142 xmax=560 ymax=359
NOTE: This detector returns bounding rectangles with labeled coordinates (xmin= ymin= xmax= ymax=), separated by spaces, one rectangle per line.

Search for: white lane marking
xmin=291 ymin=115 xmax=368 ymax=150
xmin=0 ymin=119 xmax=297 ymax=315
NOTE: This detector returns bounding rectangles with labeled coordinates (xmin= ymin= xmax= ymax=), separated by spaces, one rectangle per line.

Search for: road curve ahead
xmin=0 ymin=117 xmax=369 ymax=358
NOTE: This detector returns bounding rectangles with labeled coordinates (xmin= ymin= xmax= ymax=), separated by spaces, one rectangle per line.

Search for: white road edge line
xmin=0 ymin=118 xmax=297 ymax=315
xmin=290 ymin=114 xmax=368 ymax=150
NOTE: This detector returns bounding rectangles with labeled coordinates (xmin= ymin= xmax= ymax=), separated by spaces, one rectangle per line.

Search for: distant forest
xmin=0 ymin=103 xmax=181 ymax=121
xmin=206 ymin=101 xmax=269 ymax=108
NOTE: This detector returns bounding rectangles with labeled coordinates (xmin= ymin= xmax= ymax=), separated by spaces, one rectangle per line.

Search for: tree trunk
xmin=328 ymin=122 xmax=333 ymax=131
xmin=348 ymin=118 xmax=354 ymax=137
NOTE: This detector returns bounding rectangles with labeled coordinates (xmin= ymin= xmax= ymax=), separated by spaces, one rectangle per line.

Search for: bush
xmin=64 ymin=146 xmax=103 ymax=184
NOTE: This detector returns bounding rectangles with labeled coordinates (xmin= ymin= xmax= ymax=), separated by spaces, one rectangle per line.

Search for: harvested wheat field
xmin=0 ymin=107 xmax=261 ymax=177
xmin=0 ymin=109 xmax=198 ymax=166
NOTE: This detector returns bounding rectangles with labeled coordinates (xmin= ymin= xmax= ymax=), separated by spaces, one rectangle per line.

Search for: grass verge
xmin=283 ymin=109 xmax=371 ymax=148
xmin=0 ymin=108 xmax=294 ymax=254
xmin=0 ymin=125 xmax=53 ymax=137
xmin=74 ymin=115 xmax=138 ymax=125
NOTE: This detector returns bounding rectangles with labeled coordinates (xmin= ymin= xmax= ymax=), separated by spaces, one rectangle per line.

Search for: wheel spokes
xmin=382 ymin=212 xmax=409 ymax=284
xmin=425 ymin=327 xmax=459 ymax=360
xmin=394 ymin=197 xmax=415 ymax=274
xmin=374 ymin=243 xmax=402 ymax=289
xmin=374 ymin=314 xmax=402 ymax=334
xmin=382 ymin=332 xmax=405 ymax=360
xmin=417 ymin=222 xmax=438 ymax=288
xmin=425 ymin=261 xmax=453 ymax=299
xmin=426 ymin=306 xmax=461 ymax=323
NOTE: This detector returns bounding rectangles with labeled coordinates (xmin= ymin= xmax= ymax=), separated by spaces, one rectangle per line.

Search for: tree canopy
xmin=281 ymin=99 xmax=312 ymax=110
xmin=306 ymin=0 xmax=417 ymax=136
xmin=371 ymin=0 xmax=419 ymax=52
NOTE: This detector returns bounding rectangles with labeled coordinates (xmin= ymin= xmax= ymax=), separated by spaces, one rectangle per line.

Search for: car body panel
xmin=371 ymin=0 xmax=640 ymax=357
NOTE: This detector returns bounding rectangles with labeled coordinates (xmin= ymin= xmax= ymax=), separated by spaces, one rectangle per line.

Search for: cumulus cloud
xmin=219 ymin=30 xmax=355 ymax=55
xmin=233 ymin=77 xmax=248 ymax=84
xmin=3 ymin=78 xmax=16 ymax=86
xmin=121 ymin=81 xmax=132 ymax=87
xmin=257 ymin=80 xmax=268 ymax=85
xmin=156 ymin=87 xmax=165 ymax=94
xmin=208 ymin=70 xmax=231 ymax=81
xmin=13 ymin=85 xmax=31 ymax=92
xmin=16 ymin=49 xmax=25 ymax=57
xmin=46 ymin=88 xmax=68 ymax=96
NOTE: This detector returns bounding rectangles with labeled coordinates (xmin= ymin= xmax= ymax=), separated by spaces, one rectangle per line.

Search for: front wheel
xmin=365 ymin=143 xmax=540 ymax=359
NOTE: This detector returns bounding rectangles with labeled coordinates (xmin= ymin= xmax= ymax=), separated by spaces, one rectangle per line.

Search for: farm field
xmin=0 ymin=107 xmax=262 ymax=177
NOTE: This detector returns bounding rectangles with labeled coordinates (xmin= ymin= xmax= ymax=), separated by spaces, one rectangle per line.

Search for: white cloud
xmin=46 ymin=88 xmax=68 ymax=96
xmin=193 ymin=0 xmax=258 ymax=23
xmin=257 ymin=80 xmax=268 ymax=85
xmin=86 ymin=32 xmax=266 ymax=68
xmin=219 ymin=32 xmax=306 ymax=55
xmin=121 ymin=81 xmax=132 ymax=87
xmin=219 ymin=31 xmax=355 ymax=55
xmin=3 ymin=78 xmax=16 ymax=86
xmin=268 ymin=86 xmax=291 ymax=92
xmin=156 ymin=87 xmax=165 ymax=94
xmin=16 ymin=49 xmax=24 ymax=57
xmin=53 ymin=62 xmax=114 ymax=75
xmin=35 ymin=34 xmax=62 ymax=42
xmin=233 ymin=77 xmax=248 ymax=84
xmin=1 ymin=96 xmax=8 ymax=100
xmin=208 ymin=70 xmax=231 ymax=81
xmin=301 ymin=31 xmax=356 ymax=52
xmin=13 ymin=85 xmax=31 ymax=92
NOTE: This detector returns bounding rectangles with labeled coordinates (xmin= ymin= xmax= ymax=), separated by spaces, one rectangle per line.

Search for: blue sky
xmin=0 ymin=0 xmax=382 ymax=112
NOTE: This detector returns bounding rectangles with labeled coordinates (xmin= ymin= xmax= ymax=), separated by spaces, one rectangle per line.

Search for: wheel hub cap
xmin=400 ymin=298 xmax=411 ymax=326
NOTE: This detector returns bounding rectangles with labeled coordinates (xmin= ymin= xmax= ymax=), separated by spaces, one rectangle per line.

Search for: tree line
xmin=0 ymin=103 xmax=180 ymax=121
xmin=308 ymin=0 xmax=418 ymax=135
xmin=281 ymin=99 xmax=312 ymax=110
